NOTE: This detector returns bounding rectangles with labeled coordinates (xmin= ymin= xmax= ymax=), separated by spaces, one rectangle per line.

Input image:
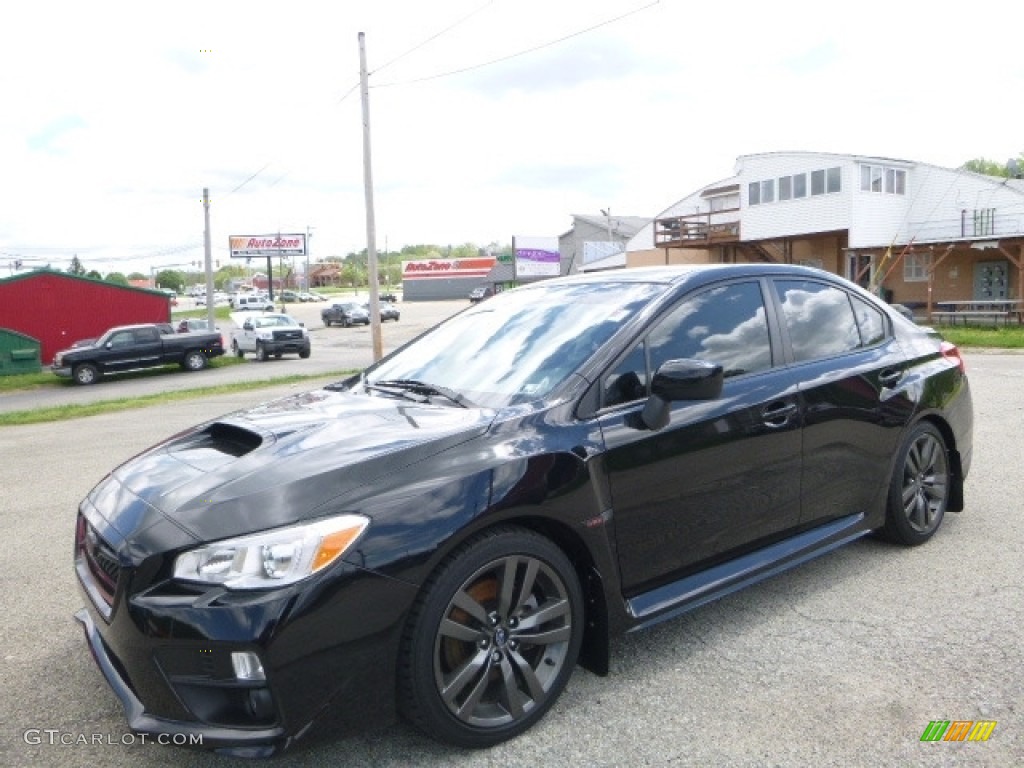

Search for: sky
xmin=2 ymin=0 xmax=1021 ymax=277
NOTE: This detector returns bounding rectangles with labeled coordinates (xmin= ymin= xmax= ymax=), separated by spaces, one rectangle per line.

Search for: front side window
xmin=774 ymin=280 xmax=861 ymax=362
xmin=600 ymin=282 xmax=772 ymax=409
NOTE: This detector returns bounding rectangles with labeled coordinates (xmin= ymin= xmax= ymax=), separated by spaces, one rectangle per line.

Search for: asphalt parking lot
xmin=0 ymin=352 xmax=1020 ymax=767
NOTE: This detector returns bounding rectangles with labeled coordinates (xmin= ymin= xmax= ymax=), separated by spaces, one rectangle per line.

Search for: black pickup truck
xmin=51 ymin=323 xmax=225 ymax=385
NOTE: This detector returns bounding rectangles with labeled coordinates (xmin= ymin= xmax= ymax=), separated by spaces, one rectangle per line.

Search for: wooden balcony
xmin=654 ymin=211 xmax=741 ymax=248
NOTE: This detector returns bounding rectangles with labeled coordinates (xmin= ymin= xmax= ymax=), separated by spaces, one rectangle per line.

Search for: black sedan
xmin=73 ymin=264 xmax=972 ymax=756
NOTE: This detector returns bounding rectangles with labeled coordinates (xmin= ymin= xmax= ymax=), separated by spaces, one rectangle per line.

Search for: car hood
xmin=82 ymin=388 xmax=495 ymax=554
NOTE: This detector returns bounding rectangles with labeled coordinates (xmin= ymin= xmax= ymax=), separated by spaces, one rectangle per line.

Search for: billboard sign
xmin=514 ymin=236 xmax=560 ymax=277
xmin=229 ymin=234 xmax=306 ymax=258
xmin=402 ymin=257 xmax=496 ymax=280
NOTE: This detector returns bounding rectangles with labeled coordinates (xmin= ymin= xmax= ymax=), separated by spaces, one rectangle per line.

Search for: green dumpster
xmin=0 ymin=329 xmax=42 ymax=375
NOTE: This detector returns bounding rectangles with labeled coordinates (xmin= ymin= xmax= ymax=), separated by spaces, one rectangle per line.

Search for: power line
xmin=373 ymin=1 xmax=660 ymax=88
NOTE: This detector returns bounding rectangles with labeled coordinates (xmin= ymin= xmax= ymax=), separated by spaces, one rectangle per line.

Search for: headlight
xmin=257 ymin=331 xmax=274 ymax=340
xmin=173 ymin=514 xmax=369 ymax=589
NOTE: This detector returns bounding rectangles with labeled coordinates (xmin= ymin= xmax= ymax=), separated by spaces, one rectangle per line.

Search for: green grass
xmin=0 ymin=369 xmax=357 ymax=427
xmin=0 ymin=354 xmax=246 ymax=392
xmin=938 ymin=325 xmax=1024 ymax=349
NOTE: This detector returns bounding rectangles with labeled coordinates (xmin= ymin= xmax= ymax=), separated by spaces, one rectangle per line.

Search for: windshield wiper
xmin=367 ymin=379 xmax=472 ymax=408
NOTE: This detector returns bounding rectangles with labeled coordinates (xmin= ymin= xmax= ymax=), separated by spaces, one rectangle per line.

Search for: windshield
xmin=363 ymin=280 xmax=662 ymax=407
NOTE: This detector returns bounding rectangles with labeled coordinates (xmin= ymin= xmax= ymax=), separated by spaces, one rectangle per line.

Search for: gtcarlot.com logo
xmin=23 ymin=729 xmax=203 ymax=747
xmin=920 ymin=720 xmax=997 ymax=742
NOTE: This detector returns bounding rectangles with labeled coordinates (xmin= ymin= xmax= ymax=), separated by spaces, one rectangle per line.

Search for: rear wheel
xmin=182 ymin=350 xmax=207 ymax=371
xmin=73 ymin=363 xmax=99 ymax=385
xmin=398 ymin=527 xmax=583 ymax=748
xmin=881 ymin=422 xmax=950 ymax=545
xmin=324 ymin=317 xmax=332 ymax=327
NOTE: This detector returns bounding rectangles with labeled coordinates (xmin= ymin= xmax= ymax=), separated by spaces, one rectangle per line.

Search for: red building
xmin=0 ymin=270 xmax=171 ymax=364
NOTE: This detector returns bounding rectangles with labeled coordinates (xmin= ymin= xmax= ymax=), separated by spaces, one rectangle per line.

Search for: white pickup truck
xmin=230 ymin=313 xmax=311 ymax=361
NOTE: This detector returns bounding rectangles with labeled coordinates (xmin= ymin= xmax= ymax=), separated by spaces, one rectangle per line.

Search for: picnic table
xmin=930 ymin=299 xmax=1024 ymax=325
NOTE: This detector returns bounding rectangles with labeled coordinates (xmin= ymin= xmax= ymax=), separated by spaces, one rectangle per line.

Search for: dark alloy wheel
xmin=399 ymin=527 xmax=583 ymax=748
xmin=182 ymin=350 xmax=207 ymax=371
xmin=73 ymin=363 xmax=99 ymax=385
xmin=882 ymin=422 xmax=950 ymax=545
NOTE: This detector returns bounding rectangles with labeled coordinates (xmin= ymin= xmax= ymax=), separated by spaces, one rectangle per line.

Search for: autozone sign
xmin=229 ymin=234 xmax=306 ymax=257
xmin=402 ymin=257 xmax=496 ymax=279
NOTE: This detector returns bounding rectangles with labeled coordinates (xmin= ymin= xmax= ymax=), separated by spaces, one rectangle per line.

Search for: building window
xmin=760 ymin=179 xmax=775 ymax=203
xmin=793 ymin=173 xmax=807 ymax=198
xmin=862 ymin=164 xmax=906 ymax=194
xmin=826 ymin=166 xmax=841 ymax=193
xmin=709 ymin=193 xmax=739 ymax=212
xmin=810 ymin=169 xmax=825 ymax=195
xmin=778 ymin=176 xmax=792 ymax=201
xmin=904 ymin=252 xmax=929 ymax=282
xmin=748 ymin=181 xmax=760 ymax=206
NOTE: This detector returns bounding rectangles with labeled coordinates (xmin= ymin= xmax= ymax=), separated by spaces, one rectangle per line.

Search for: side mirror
xmin=641 ymin=359 xmax=724 ymax=431
xmin=243 ymin=322 xmax=253 ymax=331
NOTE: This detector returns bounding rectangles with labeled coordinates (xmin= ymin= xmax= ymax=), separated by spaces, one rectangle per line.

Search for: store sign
xmin=229 ymin=234 xmax=306 ymax=258
xmin=402 ymin=257 xmax=496 ymax=279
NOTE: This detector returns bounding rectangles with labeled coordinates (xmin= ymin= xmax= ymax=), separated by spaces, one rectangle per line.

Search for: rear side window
xmin=850 ymin=294 xmax=886 ymax=346
xmin=773 ymin=280 xmax=862 ymax=362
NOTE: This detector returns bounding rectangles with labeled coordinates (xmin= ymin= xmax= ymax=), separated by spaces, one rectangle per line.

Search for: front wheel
xmin=324 ymin=317 xmax=332 ymax=327
xmin=73 ymin=363 xmax=99 ymax=385
xmin=256 ymin=343 xmax=268 ymax=362
xmin=182 ymin=350 xmax=207 ymax=371
xmin=398 ymin=527 xmax=583 ymax=748
xmin=299 ymin=349 xmax=311 ymax=359
xmin=232 ymin=340 xmax=245 ymax=358
xmin=881 ymin=422 xmax=950 ymax=545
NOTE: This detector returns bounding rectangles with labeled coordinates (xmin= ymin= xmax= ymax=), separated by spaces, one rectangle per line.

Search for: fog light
xmin=231 ymin=651 xmax=266 ymax=681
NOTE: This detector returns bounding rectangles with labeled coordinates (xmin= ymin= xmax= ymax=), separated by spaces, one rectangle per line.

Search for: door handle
xmin=878 ymin=368 xmax=903 ymax=387
xmin=762 ymin=401 xmax=798 ymax=428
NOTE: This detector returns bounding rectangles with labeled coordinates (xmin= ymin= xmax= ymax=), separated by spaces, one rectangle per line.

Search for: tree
xmin=105 ymin=272 xmax=129 ymax=286
xmin=67 ymin=255 xmax=87 ymax=276
xmin=963 ymin=154 xmax=1024 ymax=177
xmin=85 ymin=269 xmax=103 ymax=280
xmin=128 ymin=271 xmax=146 ymax=281
xmin=155 ymin=269 xmax=186 ymax=292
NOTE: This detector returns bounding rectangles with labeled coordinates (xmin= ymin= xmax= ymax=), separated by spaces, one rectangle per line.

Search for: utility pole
xmin=203 ymin=188 xmax=215 ymax=329
xmin=359 ymin=31 xmax=383 ymax=362
xmin=306 ymin=226 xmax=314 ymax=292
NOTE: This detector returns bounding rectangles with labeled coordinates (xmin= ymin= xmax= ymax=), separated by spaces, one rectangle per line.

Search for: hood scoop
xmin=168 ymin=421 xmax=266 ymax=469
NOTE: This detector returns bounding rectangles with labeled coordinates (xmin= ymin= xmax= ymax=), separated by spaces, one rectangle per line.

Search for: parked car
xmin=363 ymin=301 xmax=401 ymax=322
xmin=177 ymin=318 xmax=212 ymax=333
xmin=72 ymin=264 xmax=972 ymax=756
xmin=380 ymin=292 xmax=398 ymax=303
xmin=322 ymin=301 xmax=370 ymax=327
xmin=230 ymin=313 xmax=311 ymax=361
xmin=468 ymin=285 xmax=493 ymax=302
xmin=52 ymin=323 xmax=225 ymax=385
xmin=302 ymin=291 xmax=327 ymax=302
xmin=232 ymin=294 xmax=275 ymax=311
xmin=279 ymin=290 xmax=302 ymax=303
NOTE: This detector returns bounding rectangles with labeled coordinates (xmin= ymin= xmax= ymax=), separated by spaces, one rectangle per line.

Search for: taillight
xmin=940 ymin=340 xmax=966 ymax=374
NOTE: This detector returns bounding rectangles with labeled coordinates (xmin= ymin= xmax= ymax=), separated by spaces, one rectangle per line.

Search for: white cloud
xmin=2 ymin=0 xmax=1021 ymax=275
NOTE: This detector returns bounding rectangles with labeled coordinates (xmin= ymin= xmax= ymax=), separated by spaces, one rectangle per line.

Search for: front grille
xmin=272 ymin=330 xmax=303 ymax=341
xmin=76 ymin=514 xmax=120 ymax=607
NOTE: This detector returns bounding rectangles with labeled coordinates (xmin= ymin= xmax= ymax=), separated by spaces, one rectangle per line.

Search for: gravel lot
xmin=0 ymin=350 xmax=1020 ymax=768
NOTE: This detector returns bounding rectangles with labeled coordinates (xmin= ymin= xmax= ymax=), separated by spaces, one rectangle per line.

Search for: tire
xmin=182 ymin=350 xmax=207 ymax=371
xmin=343 ymin=317 xmax=351 ymax=327
xmin=398 ymin=527 xmax=583 ymax=748
xmin=256 ymin=343 xmax=268 ymax=362
xmin=73 ymin=363 xmax=99 ymax=386
xmin=324 ymin=317 xmax=332 ymax=327
xmin=299 ymin=349 xmax=311 ymax=359
xmin=881 ymin=422 xmax=950 ymax=545
xmin=274 ymin=352 xmax=282 ymax=359
xmin=232 ymin=340 xmax=245 ymax=358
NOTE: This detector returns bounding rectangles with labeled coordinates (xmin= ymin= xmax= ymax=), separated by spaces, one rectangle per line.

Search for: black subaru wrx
xmin=74 ymin=264 xmax=973 ymax=756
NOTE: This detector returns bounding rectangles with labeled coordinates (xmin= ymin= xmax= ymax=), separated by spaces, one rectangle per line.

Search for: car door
xmin=596 ymin=280 xmax=804 ymax=595
xmin=132 ymin=327 xmax=163 ymax=366
xmin=100 ymin=329 xmax=140 ymax=372
xmin=769 ymin=278 xmax=913 ymax=528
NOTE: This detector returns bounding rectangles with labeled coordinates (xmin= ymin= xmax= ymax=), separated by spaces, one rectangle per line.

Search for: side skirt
xmin=626 ymin=513 xmax=871 ymax=632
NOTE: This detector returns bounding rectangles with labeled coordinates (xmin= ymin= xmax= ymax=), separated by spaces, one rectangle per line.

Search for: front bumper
xmin=260 ymin=339 xmax=311 ymax=355
xmin=73 ymin=520 xmax=418 ymax=755
xmin=51 ymin=365 xmax=72 ymax=378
